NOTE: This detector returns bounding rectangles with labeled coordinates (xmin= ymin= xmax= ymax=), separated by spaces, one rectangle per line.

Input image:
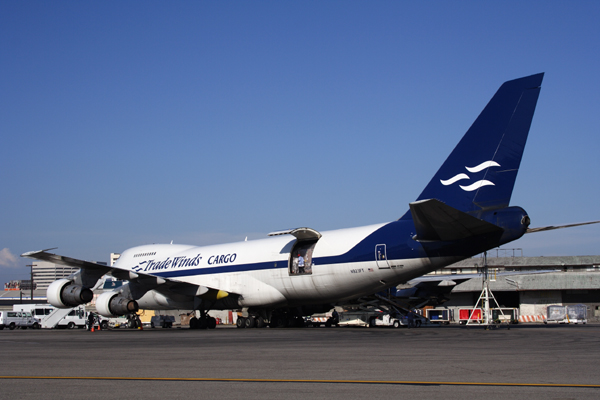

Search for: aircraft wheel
xmin=199 ymin=317 xmax=208 ymax=329
xmin=255 ymin=316 xmax=265 ymax=328
xmin=236 ymin=317 xmax=246 ymax=328
xmin=245 ymin=316 xmax=256 ymax=329
xmin=207 ymin=317 xmax=217 ymax=329
xmin=189 ymin=317 xmax=198 ymax=329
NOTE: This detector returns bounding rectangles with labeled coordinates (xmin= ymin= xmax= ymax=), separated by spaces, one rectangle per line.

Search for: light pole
xmin=25 ymin=264 xmax=35 ymax=302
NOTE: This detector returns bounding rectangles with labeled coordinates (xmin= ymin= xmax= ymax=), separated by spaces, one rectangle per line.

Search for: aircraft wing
xmin=20 ymin=249 xmax=220 ymax=298
xmin=21 ymin=249 xmax=112 ymax=275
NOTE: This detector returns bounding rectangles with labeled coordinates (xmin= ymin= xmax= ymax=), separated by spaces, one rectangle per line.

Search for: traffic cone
xmin=91 ymin=326 xmax=94 ymax=332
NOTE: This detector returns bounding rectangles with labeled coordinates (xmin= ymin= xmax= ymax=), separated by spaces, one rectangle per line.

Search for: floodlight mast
xmin=466 ymin=252 xmax=507 ymax=328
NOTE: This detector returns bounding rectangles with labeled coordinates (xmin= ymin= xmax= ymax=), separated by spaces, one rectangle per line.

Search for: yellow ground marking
xmin=0 ymin=376 xmax=599 ymax=388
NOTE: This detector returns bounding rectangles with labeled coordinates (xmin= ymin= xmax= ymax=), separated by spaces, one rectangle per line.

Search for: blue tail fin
xmin=405 ymin=73 xmax=543 ymax=217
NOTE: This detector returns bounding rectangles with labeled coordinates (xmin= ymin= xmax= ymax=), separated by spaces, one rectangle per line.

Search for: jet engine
xmin=96 ymin=291 xmax=139 ymax=317
xmin=47 ymin=279 xmax=94 ymax=308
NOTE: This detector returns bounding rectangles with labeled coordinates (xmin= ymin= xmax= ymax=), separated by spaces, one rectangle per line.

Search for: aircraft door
xmin=375 ymin=244 xmax=390 ymax=269
xmin=290 ymin=240 xmax=317 ymax=276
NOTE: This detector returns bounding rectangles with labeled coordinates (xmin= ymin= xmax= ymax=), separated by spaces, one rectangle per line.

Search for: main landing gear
xmin=235 ymin=316 xmax=268 ymax=329
xmin=235 ymin=312 xmax=305 ymax=329
xmin=189 ymin=310 xmax=217 ymax=330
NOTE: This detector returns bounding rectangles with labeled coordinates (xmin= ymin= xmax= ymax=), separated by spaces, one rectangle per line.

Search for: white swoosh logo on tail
xmin=440 ymin=160 xmax=500 ymax=192
xmin=466 ymin=161 xmax=500 ymax=173
xmin=440 ymin=173 xmax=470 ymax=186
xmin=459 ymin=180 xmax=495 ymax=191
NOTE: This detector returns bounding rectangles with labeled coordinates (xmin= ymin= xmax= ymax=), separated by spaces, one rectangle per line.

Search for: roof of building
xmin=448 ymin=255 xmax=600 ymax=269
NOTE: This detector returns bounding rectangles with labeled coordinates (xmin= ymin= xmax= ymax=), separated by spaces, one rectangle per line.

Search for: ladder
xmin=41 ymin=308 xmax=72 ymax=329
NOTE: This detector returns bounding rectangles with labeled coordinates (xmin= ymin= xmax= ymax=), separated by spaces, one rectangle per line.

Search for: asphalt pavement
xmin=0 ymin=323 xmax=599 ymax=399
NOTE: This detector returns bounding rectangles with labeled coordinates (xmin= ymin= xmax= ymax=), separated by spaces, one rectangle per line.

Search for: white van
xmin=0 ymin=311 xmax=39 ymax=330
xmin=13 ymin=304 xmax=87 ymax=329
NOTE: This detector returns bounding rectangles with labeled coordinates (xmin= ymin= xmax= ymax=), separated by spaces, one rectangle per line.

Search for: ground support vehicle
xmin=106 ymin=316 xmax=129 ymax=328
xmin=13 ymin=304 xmax=87 ymax=329
xmin=545 ymin=305 xmax=587 ymax=324
xmin=0 ymin=311 xmax=39 ymax=330
xmin=369 ymin=313 xmax=403 ymax=328
xmin=491 ymin=308 xmax=519 ymax=324
xmin=337 ymin=311 xmax=403 ymax=328
xmin=308 ymin=311 xmax=339 ymax=327
xmin=458 ymin=308 xmax=483 ymax=324
xmin=426 ymin=308 xmax=451 ymax=324
xmin=337 ymin=311 xmax=370 ymax=327
xmin=104 ymin=314 xmax=143 ymax=329
xmin=150 ymin=315 xmax=174 ymax=328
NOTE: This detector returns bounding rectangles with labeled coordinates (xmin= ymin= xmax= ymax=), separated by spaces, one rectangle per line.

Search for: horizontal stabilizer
xmin=526 ymin=220 xmax=600 ymax=233
xmin=410 ymin=199 xmax=503 ymax=241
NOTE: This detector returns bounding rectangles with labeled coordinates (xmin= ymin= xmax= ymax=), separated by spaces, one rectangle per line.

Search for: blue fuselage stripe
xmin=153 ymin=261 xmax=283 ymax=278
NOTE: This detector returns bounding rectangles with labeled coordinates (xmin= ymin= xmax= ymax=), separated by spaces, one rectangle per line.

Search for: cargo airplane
xmin=23 ymin=73 xmax=572 ymax=329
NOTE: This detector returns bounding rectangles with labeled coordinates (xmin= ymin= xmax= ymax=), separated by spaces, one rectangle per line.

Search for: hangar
xmin=425 ymin=254 xmax=600 ymax=323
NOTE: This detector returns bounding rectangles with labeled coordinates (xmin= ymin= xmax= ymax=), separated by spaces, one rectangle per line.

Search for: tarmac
xmin=1 ymin=323 xmax=599 ymax=399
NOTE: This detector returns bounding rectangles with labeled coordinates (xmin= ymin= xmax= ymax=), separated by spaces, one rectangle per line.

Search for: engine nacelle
xmin=96 ymin=291 xmax=139 ymax=317
xmin=47 ymin=279 xmax=94 ymax=308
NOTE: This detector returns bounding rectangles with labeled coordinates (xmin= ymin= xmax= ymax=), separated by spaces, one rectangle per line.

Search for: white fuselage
xmin=113 ymin=221 xmax=457 ymax=309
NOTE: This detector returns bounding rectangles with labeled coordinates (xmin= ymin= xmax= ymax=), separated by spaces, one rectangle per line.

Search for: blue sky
xmin=1 ymin=2 xmax=600 ymax=284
